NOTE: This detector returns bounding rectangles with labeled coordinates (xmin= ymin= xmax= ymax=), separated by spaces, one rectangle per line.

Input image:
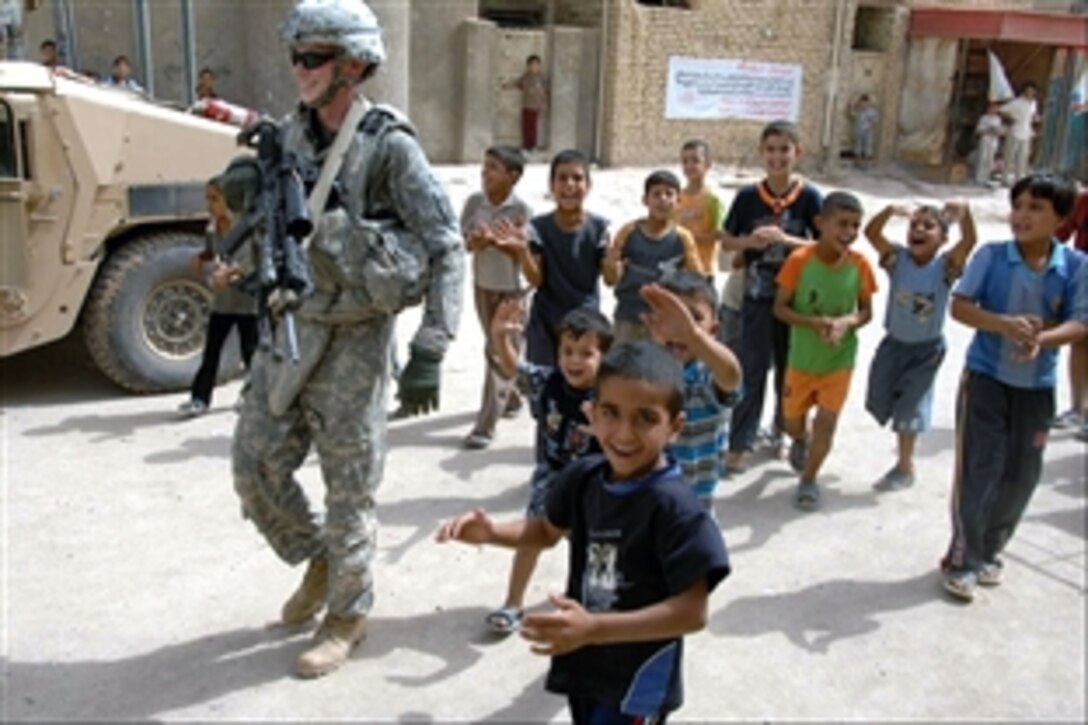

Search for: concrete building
xmin=12 ymin=0 xmax=1087 ymax=176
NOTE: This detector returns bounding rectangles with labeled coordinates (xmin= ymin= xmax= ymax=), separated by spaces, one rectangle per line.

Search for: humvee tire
xmin=82 ymin=231 xmax=231 ymax=393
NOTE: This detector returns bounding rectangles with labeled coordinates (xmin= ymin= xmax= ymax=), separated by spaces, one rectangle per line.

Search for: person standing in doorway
xmin=504 ymin=54 xmax=548 ymax=152
xmin=1000 ymin=82 xmax=1039 ymax=185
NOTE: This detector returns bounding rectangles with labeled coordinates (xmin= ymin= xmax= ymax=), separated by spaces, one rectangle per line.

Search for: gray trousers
xmin=232 ymin=315 xmax=394 ymax=618
xmin=944 ymin=371 xmax=1054 ymax=575
xmin=471 ymin=286 xmax=523 ymax=437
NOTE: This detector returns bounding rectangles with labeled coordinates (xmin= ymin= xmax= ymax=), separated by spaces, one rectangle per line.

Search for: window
xmin=852 ymin=5 xmax=896 ymax=52
xmin=0 ymin=102 xmax=16 ymax=179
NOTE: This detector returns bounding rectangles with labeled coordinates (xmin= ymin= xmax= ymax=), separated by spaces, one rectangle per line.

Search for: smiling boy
xmin=942 ymin=173 xmax=1087 ymax=602
xmin=773 ymin=191 xmax=877 ymax=511
xmin=436 ymin=341 xmax=730 ymax=723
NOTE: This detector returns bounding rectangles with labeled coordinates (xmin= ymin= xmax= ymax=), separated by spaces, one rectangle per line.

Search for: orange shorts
xmin=782 ymin=368 xmax=853 ymax=420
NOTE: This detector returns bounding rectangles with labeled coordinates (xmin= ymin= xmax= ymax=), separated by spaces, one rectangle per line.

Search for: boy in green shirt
xmin=773 ymin=192 xmax=877 ymax=511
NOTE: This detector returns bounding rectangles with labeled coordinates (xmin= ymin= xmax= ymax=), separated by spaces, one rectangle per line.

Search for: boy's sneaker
xmin=463 ymin=432 xmax=492 ymax=450
xmin=873 ymin=466 xmax=915 ymax=492
xmin=788 ymin=437 xmax=808 ymax=474
xmin=978 ymin=559 xmax=1004 ymax=587
xmin=942 ymin=570 xmax=978 ymax=602
xmin=1052 ymin=409 xmax=1083 ymax=429
xmin=177 ymin=399 xmax=208 ymax=418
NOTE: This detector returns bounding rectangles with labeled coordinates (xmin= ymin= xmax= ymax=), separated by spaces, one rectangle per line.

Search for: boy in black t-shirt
xmin=718 ymin=120 xmax=823 ymax=472
xmin=482 ymin=301 xmax=613 ymax=634
xmin=437 ymin=342 xmax=730 ymax=723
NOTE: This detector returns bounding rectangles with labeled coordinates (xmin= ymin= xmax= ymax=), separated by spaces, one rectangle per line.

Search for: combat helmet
xmin=281 ymin=0 xmax=386 ymax=68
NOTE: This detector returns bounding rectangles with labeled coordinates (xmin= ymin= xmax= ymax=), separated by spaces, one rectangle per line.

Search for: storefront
xmin=898 ymin=7 xmax=1086 ymax=182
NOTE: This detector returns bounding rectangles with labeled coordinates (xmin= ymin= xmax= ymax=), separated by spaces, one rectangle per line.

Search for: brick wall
xmin=600 ymin=0 xmax=844 ymax=169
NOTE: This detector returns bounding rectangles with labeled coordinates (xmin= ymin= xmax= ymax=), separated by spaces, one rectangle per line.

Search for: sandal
xmin=793 ymin=480 xmax=821 ymax=511
xmin=485 ymin=606 xmax=523 ymax=634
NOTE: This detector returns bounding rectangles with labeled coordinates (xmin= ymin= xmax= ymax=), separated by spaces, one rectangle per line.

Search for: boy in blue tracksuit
xmin=942 ymin=173 xmax=1087 ymax=602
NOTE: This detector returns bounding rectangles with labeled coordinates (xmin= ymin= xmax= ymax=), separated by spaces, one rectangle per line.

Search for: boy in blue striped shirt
xmin=942 ymin=173 xmax=1088 ymax=602
xmin=643 ymin=271 xmax=743 ymax=510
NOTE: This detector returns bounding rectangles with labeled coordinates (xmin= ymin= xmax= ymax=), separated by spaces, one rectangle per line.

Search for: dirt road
xmin=2 ymin=166 xmax=1084 ymax=721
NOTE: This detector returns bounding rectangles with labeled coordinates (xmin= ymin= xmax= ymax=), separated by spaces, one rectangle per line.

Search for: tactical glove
xmin=394 ymin=345 xmax=443 ymax=417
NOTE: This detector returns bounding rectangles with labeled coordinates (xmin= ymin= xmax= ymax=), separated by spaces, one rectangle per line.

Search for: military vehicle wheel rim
xmin=140 ymin=280 xmax=210 ymax=360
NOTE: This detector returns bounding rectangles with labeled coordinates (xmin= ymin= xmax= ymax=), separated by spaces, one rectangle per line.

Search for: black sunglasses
xmin=290 ymin=49 xmax=338 ymax=70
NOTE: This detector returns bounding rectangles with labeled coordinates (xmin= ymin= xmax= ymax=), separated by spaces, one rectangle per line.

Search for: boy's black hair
xmin=821 ymin=190 xmax=865 ymax=218
xmin=681 ymin=139 xmax=711 ymax=159
xmin=644 ymin=169 xmax=681 ymax=195
xmin=1020 ymin=81 xmax=1038 ymax=94
xmin=485 ymin=144 xmax=526 ymax=178
xmin=1010 ymin=173 xmax=1077 ymax=218
xmin=112 ymin=54 xmax=131 ymax=67
xmin=550 ymin=148 xmax=591 ymax=184
xmin=659 ymin=270 xmax=719 ymax=310
xmin=40 ymin=39 xmax=56 ymax=50
xmin=760 ymin=120 xmax=800 ymax=146
xmin=557 ymin=306 xmax=613 ymax=353
xmin=595 ymin=341 xmax=684 ymax=417
xmin=527 ymin=54 xmax=542 ymax=65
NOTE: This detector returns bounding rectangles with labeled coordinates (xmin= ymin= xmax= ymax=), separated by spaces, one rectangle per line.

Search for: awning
xmin=910 ymin=7 xmax=1088 ymax=48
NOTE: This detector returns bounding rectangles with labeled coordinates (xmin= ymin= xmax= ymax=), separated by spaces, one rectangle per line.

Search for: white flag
xmin=988 ymin=51 xmax=1014 ymax=102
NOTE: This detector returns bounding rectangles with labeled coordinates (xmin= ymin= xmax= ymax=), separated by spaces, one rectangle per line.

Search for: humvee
xmin=0 ymin=61 xmax=244 ymax=392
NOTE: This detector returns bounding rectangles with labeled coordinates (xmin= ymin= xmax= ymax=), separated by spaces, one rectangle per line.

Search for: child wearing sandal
xmin=483 ymin=301 xmax=613 ymax=633
xmin=437 ymin=341 xmax=730 ymax=724
xmin=863 ymin=200 xmax=977 ymax=491
xmin=774 ymin=191 xmax=876 ymax=511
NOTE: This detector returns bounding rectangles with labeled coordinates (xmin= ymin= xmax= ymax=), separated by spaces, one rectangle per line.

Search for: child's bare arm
xmin=641 ymin=284 xmax=741 ymax=391
xmin=520 ymin=579 xmax=710 ymax=656
xmin=944 ymin=200 xmax=977 ymax=277
xmin=489 ymin=298 xmax=524 ymax=380
xmin=602 ymin=224 xmax=631 ymax=286
xmin=773 ymin=285 xmax=825 ymax=332
xmin=435 ymin=509 xmax=564 ymax=550
xmin=677 ymin=227 xmax=707 ymax=276
xmin=951 ymin=296 xmax=1041 ymax=345
xmin=864 ymin=204 xmax=901 ymax=265
xmin=464 ymin=224 xmax=491 ymax=253
xmin=824 ymin=295 xmax=873 ymax=346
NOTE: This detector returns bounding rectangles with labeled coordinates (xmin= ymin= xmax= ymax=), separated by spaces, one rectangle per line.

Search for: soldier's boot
xmin=281 ymin=557 xmax=329 ymax=626
xmin=295 ymin=614 xmax=368 ymax=678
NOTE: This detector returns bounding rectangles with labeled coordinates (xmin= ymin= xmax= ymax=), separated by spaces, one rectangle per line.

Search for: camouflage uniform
xmin=231 ymin=99 xmax=463 ymax=619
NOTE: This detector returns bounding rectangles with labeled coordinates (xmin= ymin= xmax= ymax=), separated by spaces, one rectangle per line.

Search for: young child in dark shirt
xmin=482 ymin=301 xmax=613 ymax=634
xmin=436 ymin=341 xmax=730 ymax=723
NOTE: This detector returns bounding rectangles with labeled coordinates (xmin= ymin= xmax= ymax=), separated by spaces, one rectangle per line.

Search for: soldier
xmin=230 ymin=0 xmax=464 ymax=678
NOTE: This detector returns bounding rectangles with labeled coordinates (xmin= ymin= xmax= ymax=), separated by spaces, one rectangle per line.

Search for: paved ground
xmin=2 ymin=165 xmax=1085 ymax=722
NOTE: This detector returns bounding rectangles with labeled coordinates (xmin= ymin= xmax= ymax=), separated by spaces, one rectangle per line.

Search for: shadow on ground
xmin=5 ymin=605 xmax=515 ymax=721
xmin=709 ymin=570 xmax=941 ymax=653
xmin=0 ymin=335 xmax=117 ymax=407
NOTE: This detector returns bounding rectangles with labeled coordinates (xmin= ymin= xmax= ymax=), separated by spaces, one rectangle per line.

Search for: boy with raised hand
xmin=603 ymin=170 xmax=705 ymax=344
xmin=773 ymin=191 xmax=877 ymax=511
xmin=437 ymin=341 xmax=730 ymax=723
xmin=942 ymin=173 xmax=1087 ymax=602
xmin=641 ymin=272 xmax=742 ymax=511
xmin=482 ymin=300 xmax=613 ymax=634
xmin=720 ymin=120 xmax=823 ymax=472
xmin=461 ymin=145 xmax=533 ymax=451
xmin=863 ymin=199 xmax=977 ymax=491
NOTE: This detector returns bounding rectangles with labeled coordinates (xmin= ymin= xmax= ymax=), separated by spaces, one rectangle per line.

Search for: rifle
xmin=222 ymin=119 xmax=314 ymax=363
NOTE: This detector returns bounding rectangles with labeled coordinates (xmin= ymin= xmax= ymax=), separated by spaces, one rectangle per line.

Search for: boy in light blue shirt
xmin=941 ymin=173 xmax=1087 ymax=602
xmin=863 ymin=200 xmax=977 ymax=491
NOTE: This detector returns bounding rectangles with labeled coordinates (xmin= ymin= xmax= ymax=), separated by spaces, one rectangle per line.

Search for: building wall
xmin=599 ymin=0 xmax=847 ymax=169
